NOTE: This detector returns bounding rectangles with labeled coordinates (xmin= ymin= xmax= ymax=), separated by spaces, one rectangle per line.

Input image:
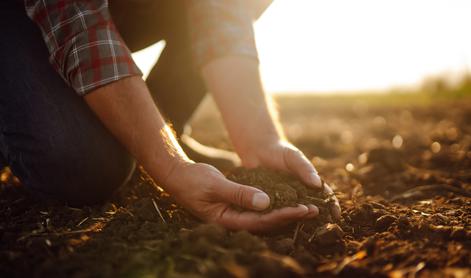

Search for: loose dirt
xmin=227 ymin=168 xmax=335 ymax=220
xmin=1 ymin=96 xmax=470 ymax=277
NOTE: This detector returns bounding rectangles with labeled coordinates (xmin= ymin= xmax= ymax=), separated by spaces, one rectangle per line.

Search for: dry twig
xmin=151 ymin=198 xmax=167 ymax=224
xmin=292 ymin=222 xmax=304 ymax=244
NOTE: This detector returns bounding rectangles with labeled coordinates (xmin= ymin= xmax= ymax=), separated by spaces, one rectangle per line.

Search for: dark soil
xmin=227 ymin=168 xmax=335 ymax=219
xmin=1 ymin=96 xmax=470 ymax=277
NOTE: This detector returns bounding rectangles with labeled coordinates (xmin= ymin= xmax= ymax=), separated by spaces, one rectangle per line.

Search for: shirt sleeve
xmin=24 ymin=0 xmax=142 ymax=96
xmin=249 ymin=0 xmax=273 ymax=19
xmin=186 ymin=0 xmax=272 ymax=68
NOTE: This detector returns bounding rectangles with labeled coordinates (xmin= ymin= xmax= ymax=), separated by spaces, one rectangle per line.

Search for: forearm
xmin=201 ymin=56 xmax=285 ymax=156
xmin=82 ymin=66 xmax=325 ymax=229
xmin=84 ymin=76 xmax=189 ymax=184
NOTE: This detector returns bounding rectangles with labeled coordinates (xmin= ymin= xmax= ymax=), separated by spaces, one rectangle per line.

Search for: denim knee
xmin=12 ymin=136 xmax=136 ymax=206
xmin=0 ymin=1 xmax=136 ymax=206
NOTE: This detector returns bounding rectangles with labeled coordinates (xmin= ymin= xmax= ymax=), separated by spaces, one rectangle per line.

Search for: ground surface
xmin=1 ymin=94 xmax=470 ymax=277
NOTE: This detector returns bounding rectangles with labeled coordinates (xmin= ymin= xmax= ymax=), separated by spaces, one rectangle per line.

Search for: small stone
xmin=312 ymin=223 xmax=344 ymax=246
xmin=272 ymin=238 xmax=295 ymax=254
xmin=375 ymin=215 xmax=397 ymax=231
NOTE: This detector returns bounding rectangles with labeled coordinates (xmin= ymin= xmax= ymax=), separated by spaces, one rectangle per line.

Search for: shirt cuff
xmin=57 ymin=24 xmax=142 ymax=96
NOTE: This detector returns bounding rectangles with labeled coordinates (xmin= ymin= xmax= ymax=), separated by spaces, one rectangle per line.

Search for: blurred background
xmin=133 ymin=0 xmax=471 ymax=95
xmin=130 ymin=0 xmax=471 ymax=169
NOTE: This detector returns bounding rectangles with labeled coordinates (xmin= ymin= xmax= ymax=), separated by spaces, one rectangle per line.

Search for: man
xmin=0 ymin=0 xmax=340 ymax=232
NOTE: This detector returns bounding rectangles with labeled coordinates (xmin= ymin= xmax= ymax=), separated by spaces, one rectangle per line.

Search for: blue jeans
xmin=0 ymin=1 xmax=206 ymax=205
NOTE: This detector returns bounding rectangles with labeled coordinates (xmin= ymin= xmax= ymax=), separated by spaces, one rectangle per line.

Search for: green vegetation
xmin=276 ymin=73 xmax=471 ymax=107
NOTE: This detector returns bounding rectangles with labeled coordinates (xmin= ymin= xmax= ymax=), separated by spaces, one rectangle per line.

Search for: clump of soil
xmin=174 ymin=224 xmax=305 ymax=277
xmin=227 ymin=168 xmax=335 ymax=218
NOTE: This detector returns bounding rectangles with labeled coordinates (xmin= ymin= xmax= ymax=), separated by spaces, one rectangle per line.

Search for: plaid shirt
xmin=24 ymin=0 xmax=272 ymax=96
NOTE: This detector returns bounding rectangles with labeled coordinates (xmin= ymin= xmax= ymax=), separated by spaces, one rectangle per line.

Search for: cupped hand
xmin=163 ymin=161 xmax=319 ymax=232
xmin=238 ymin=140 xmax=341 ymax=220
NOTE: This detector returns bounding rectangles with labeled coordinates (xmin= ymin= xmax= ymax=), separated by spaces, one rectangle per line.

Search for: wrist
xmin=233 ymin=120 xmax=285 ymax=157
xmin=141 ymin=125 xmax=193 ymax=188
xmin=146 ymin=154 xmax=193 ymax=190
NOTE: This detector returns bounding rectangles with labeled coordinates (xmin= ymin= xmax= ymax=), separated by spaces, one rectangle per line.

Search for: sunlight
xmin=255 ymin=0 xmax=471 ymax=94
xmin=131 ymin=41 xmax=165 ymax=80
xmin=132 ymin=0 xmax=471 ymax=94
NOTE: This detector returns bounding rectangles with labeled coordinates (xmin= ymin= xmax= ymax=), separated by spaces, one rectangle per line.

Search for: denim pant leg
xmin=0 ymin=2 xmax=135 ymax=205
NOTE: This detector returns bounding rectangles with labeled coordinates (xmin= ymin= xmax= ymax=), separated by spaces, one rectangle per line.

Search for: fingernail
xmin=296 ymin=204 xmax=309 ymax=214
xmin=307 ymin=204 xmax=319 ymax=217
xmin=252 ymin=193 xmax=270 ymax=210
xmin=310 ymin=172 xmax=322 ymax=188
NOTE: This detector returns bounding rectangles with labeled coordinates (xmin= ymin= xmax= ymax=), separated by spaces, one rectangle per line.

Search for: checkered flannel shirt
xmin=24 ymin=0 xmax=272 ymax=96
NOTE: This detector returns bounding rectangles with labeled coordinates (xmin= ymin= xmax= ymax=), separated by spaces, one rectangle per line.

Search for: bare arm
xmin=84 ymin=76 xmax=187 ymax=184
xmin=83 ymin=76 xmax=317 ymax=230
xmin=201 ymin=57 xmax=282 ymax=161
xmin=201 ymin=56 xmax=341 ymax=219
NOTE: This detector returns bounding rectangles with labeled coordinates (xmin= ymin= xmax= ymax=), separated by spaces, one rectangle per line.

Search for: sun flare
xmin=133 ymin=0 xmax=471 ymax=94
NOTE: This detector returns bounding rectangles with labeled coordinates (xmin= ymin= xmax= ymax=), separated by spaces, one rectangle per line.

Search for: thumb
xmin=215 ymin=178 xmax=270 ymax=211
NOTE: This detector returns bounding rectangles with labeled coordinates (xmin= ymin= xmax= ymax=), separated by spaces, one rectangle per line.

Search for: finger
xmin=217 ymin=204 xmax=310 ymax=232
xmin=331 ymin=205 xmax=341 ymax=221
xmin=213 ymin=177 xmax=270 ymax=211
xmin=323 ymin=183 xmax=341 ymax=220
xmin=306 ymin=204 xmax=320 ymax=218
xmin=283 ymin=147 xmax=322 ymax=189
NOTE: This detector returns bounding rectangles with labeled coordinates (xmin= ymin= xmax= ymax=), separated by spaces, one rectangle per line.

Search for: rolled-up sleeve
xmin=24 ymin=0 xmax=142 ymax=96
xmin=186 ymin=0 xmax=272 ymax=68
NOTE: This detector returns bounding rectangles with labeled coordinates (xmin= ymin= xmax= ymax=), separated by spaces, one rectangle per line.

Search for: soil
xmin=1 ymin=95 xmax=470 ymax=277
xmin=226 ymin=168 xmax=335 ymax=220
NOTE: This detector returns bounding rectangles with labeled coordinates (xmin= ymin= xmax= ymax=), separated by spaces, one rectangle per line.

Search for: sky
xmin=132 ymin=0 xmax=471 ymax=94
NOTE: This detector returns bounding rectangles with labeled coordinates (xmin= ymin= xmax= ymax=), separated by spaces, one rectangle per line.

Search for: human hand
xmin=199 ymin=56 xmax=340 ymax=220
xmin=238 ymin=140 xmax=341 ymax=220
xmin=163 ymin=161 xmax=319 ymax=232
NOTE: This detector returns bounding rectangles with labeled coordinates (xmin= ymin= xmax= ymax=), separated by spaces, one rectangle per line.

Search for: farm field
xmin=1 ymin=94 xmax=470 ymax=277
